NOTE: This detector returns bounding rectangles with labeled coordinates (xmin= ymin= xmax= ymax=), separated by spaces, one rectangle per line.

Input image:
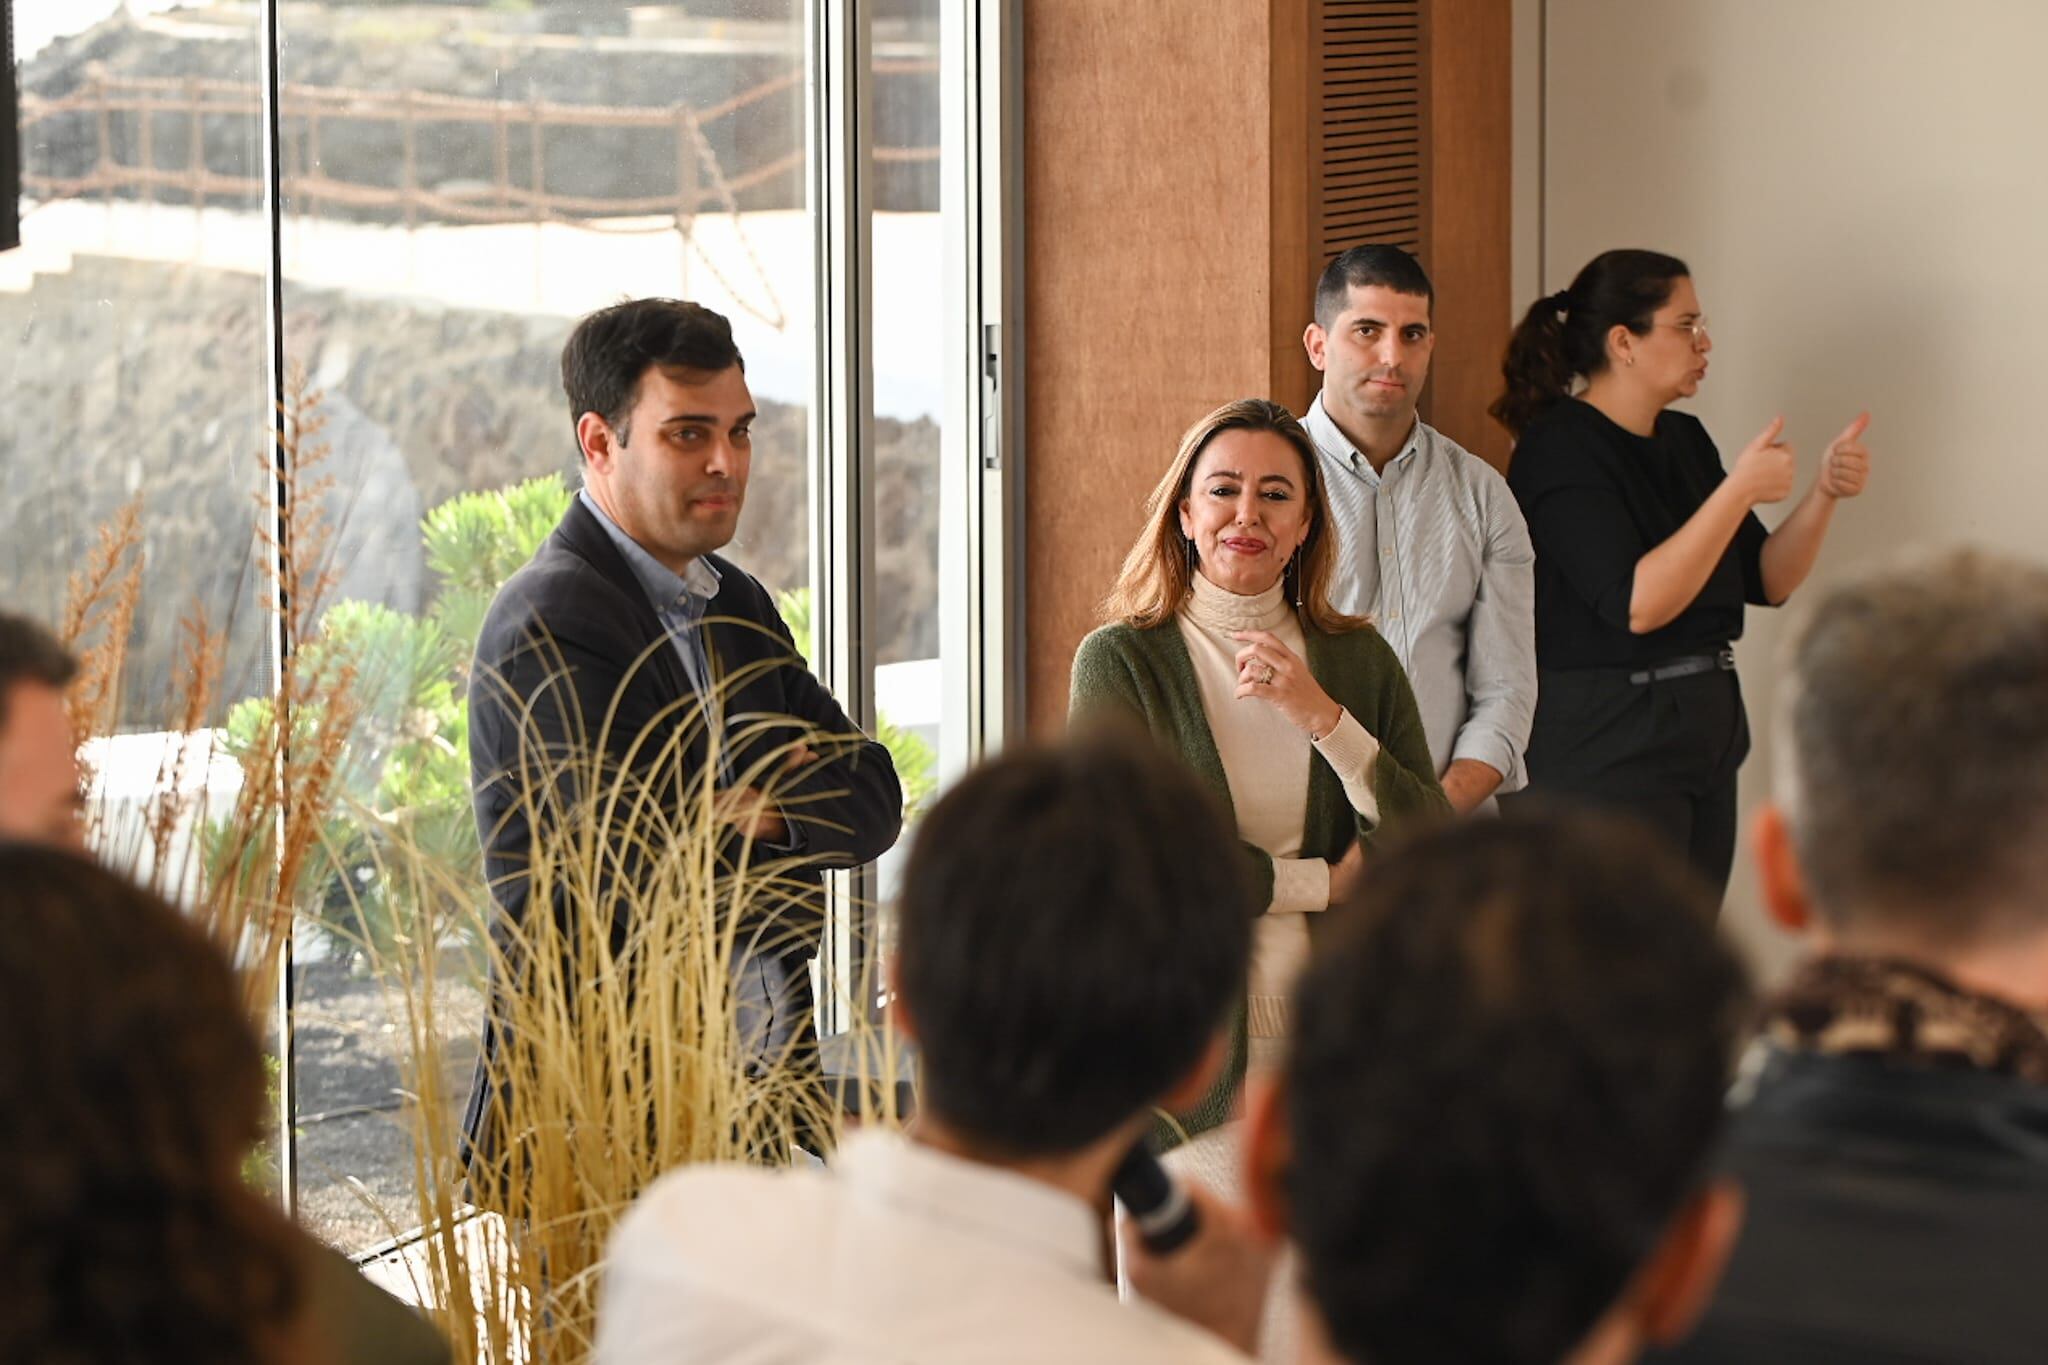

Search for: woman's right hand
xmin=1731 ymin=416 xmax=1797 ymax=506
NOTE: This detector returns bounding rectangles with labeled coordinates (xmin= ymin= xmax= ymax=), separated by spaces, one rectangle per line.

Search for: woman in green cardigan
xmin=1071 ymin=398 xmax=1448 ymax=1141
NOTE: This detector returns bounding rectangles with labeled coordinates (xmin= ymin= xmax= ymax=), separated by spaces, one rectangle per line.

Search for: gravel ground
xmin=291 ymin=954 xmax=483 ymax=1255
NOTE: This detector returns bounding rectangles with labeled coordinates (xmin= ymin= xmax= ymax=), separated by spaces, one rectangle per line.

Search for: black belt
xmin=1628 ymin=648 xmax=1735 ymax=686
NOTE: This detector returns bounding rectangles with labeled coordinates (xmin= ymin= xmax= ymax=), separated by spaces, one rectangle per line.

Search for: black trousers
xmin=1504 ymin=663 xmax=1750 ymax=902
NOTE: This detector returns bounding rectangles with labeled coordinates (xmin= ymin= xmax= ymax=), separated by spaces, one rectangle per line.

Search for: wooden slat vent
xmin=1310 ymin=0 xmax=1424 ymax=263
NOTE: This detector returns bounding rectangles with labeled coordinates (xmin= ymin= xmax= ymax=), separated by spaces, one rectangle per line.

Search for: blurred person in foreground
xmin=0 ymin=844 xmax=311 ymax=1363
xmin=0 ymin=611 xmax=451 ymax=1365
xmin=1652 ymin=549 xmax=2048 ymax=1365
xmin=1157 ymin=813 xmax=1750 ymax=1365
xmin=1072 ymin=398 xmax=1449 ymax=1141
xmin=0 ymin=608 xmax=86 ymax=849
xmin=595 ymin=729 xmax=1275 ymax=1364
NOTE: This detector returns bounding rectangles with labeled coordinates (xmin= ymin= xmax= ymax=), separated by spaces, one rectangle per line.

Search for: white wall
xmin=1534 ymin=0 xmax=2048 ymax=980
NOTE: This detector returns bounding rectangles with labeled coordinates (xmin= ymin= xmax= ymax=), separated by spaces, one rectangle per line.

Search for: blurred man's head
xmin=0 ymin=612 xmax=83 ymax=851
xmin=891 ymin=726 xmax=1252 ymax=1159
xmin=1758 ymin=550 xmax=2048 ymax=985
xmin=1251 ymin=815 xmax=1750 ymax=1365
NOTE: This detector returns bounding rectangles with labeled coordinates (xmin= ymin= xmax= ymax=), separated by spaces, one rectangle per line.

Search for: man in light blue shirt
xmin=1300 ymin=245 xmax=1535 ymax=814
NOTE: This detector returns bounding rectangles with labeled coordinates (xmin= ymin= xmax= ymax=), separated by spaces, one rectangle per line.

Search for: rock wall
xmin=0 ymin=254 xmax=942 ymax=727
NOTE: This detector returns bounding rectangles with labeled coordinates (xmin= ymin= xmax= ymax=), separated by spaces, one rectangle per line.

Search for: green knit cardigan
xmin=1069 ymin=614 xmax=1451 ymax=1138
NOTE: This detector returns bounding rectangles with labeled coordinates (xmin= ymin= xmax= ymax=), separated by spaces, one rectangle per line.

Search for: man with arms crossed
xmin=597 ymin=729 xmax=1271 ymax=1364
xmin=464 ymin=298 xmax=902 ymax=1161
xmin=1656 ymin=549 xmax=2048 ymax=1364
xmin=1302 ymin=244 xmax=1535 ymax=812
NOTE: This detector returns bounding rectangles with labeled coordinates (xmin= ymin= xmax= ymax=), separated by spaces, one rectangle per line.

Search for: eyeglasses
xmin=1655 ymin=317 xmax=1711 ymax=348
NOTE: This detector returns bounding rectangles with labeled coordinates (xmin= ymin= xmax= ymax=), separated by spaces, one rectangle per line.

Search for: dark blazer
xmin=462 ymin=498 xmax=902 ymax=1154
xmin=1653 ymin=1048 xmax=2048 ymax=1365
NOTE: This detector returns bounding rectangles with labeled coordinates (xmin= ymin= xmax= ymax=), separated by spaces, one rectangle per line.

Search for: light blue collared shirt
xmin=578 ymin=488 xmax=724 ymax=724
xmin=1301 ymin=396 xmax=1537 ymax=798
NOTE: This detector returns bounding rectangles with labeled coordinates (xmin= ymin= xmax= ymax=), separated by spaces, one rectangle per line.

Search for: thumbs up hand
xmin=1732 ymin=416 xmax=1798 ymax=506
xmin=1818 ymin=412 xmax=1871 ymax=500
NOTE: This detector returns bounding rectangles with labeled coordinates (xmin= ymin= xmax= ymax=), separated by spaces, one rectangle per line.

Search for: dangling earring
xmin=1184 ymin=533 xmax=1197 ymax=573
xmin=1289 ymin=550 xmax=1304 ymax=608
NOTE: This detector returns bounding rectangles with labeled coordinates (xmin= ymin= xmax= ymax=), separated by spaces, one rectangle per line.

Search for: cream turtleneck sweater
xmin=1177 ymin=572 xmax=1381 ymax=1037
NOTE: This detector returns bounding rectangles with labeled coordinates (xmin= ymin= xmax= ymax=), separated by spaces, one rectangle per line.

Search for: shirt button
xmin=1387 ymin=611 xmax=1402 ymax=623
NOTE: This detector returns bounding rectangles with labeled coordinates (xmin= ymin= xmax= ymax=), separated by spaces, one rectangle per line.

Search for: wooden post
xmin=675 ymin=105 xmax=698 ymax=231
xmin=138 ymin=83 xmax=155 ymax=209
xmin=307 ymin=95 xmax=323 ymax=224
xmin=400 ymin=88 xmax=417 ymax=230
xmin=92 ymin=68 xmax=112 ymax=202
xmin=528 ymin=97 xmax=546 ymax=223
xmin=493 ymin=102 xmax=510 ymax=218
xmin=187 ymin=76 xmax=205 ymax=213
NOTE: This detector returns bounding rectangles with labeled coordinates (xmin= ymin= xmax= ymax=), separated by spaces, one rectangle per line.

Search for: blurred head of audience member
xmin=1662 ymin=548 xmax=2048 ymax=1365
xmin=0 ymin=610 xmax=84 ymax=850
xmin=1759 ymin=546 xmax=2048 ymax=1001
xmin=892 ymin=722 xmax=1253 ymax=1163
xmin=0 ymin=843 xmax=308 ymax=1364
xmin=595 ymin=726 xmax=1263 ymax=1364
xmin=1247 ymin=814 xmax=1750 ymax=1365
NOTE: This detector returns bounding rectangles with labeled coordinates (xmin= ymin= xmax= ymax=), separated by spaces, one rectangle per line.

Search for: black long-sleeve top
xmin=1507 ymin=398 xmax=1772 ymax=670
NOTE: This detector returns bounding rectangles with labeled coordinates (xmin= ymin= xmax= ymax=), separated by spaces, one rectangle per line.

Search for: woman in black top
xmin=1491 ymin=249 xmax=1871 ymax=897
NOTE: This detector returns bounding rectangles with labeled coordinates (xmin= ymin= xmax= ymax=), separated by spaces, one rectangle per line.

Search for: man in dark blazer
xmin=463 ymin=298 xmax=902 ymax=1165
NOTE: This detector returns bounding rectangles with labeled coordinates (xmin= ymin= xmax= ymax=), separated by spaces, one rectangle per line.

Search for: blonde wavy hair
xmin=1102 ymin=398 xmax=1370 ymax=633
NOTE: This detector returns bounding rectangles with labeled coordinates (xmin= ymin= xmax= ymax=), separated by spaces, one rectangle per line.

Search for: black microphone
xmin=1112 ymin=1142 xmax=1200 ymax=1255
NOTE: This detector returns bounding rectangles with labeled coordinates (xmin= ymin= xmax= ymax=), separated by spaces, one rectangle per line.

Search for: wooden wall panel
xmin=1417 ymin=0 xmax=1514 ymax=467
xmin=1022 ymin=0 xmax=1279 ymax=736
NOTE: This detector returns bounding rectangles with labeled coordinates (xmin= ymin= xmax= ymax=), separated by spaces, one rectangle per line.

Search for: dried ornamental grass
xmin=57 ymin=371 xmax=908 ymax=1361
xmin=346 ymin=627 xmax=905 ymax=1363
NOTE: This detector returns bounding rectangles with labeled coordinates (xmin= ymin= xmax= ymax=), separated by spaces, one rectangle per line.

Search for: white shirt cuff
xmin=1268 ymin=856 xmax=1331 ymax=915
xmin=1314 ymin=709 xmax=1382 ymax=826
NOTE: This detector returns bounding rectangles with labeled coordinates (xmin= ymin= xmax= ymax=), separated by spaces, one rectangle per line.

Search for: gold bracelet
xmin=1309 ymin=706 xmax=1346 ymax=743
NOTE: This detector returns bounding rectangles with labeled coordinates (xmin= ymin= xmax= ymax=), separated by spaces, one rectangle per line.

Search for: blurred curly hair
xmin=0 ymin=843 xmax=305 ymax=1363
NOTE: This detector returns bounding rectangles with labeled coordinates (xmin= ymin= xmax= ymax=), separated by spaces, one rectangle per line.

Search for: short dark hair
xmin=0 ymin=844 xmax=303 ymax=1362
xmin=0 ymin=611 xmax=76 ymax=730
xmin=1287 ymin=813 xmax=1750 ymax=1365
xmin=894 ymin=726 xmax=1253 ymax=1156
xmin=1314 ymin=243 xmax=1435 ymax=328
xmin=560 ymin=297 xmax=744 ymax=445
xmin=1782 ymin=549 xmax=2048 ymax=939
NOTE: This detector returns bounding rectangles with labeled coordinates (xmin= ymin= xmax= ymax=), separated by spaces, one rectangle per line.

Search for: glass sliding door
xmin=269 ymin=0 xmax=817 ymax=1255
xmin=2 ymin=0 xmax=1015 ymax=1286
